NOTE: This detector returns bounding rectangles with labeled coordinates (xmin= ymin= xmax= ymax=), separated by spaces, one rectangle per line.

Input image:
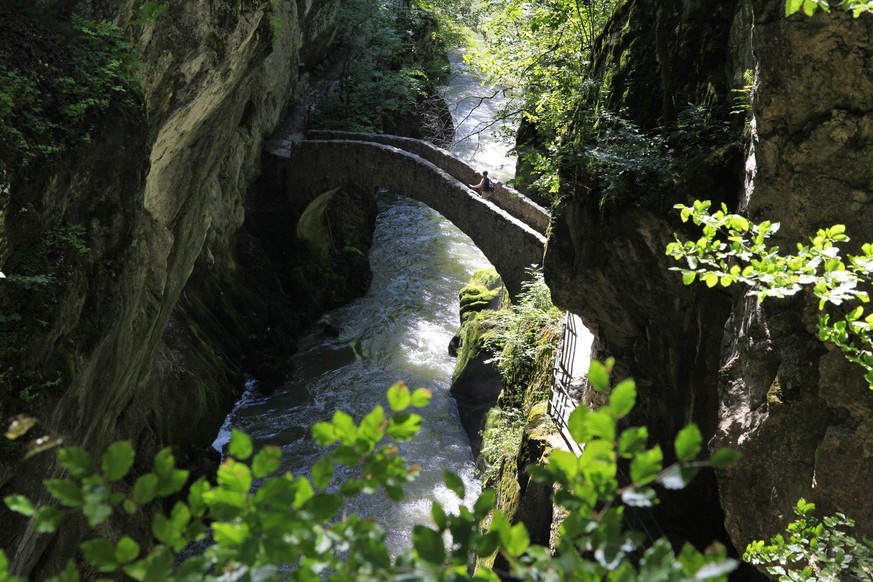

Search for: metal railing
xmin=549 ymin=312 xmax=583 ymax=456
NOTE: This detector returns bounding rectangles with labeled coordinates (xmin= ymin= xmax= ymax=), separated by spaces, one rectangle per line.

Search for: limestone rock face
xmin=543 ymin=0 xmax=873 ymax=560
xmin=0 ymin=0 xmax=348 ymax=574
xmin=714 ymin=0 xmax=873 ymax=550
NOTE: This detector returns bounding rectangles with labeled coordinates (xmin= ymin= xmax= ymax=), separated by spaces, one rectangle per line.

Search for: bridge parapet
xmin=306 ymin=130 xmax=550 ymax=236
xmin=282 ymin=138 xmax=546 ymax=298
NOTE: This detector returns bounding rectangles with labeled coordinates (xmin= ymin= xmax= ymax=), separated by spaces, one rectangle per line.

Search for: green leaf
xmin=548 ymin=450 xmax=579 ymax=480
xmin=58 ymin=447 xmax=95 ymax=478
xmin=45 ymin=479 xmax=84 ymax=508
xmin=311 ymin=421 xmax=337 ymax=445
xmin=702 ymin=272 xmax=719 ymax=288
xmin=303 ymin=492 xmax=343 ymax=521
xmin=432 ymin=501 xmax=447 ymax=530
xmin=293 ymin=477 xmax=314 ymax=509
xmin=80 ymin=539 xmax=117 ymax=572
xmin=674 ymin=424 xmax=703 ymax=462
xmin=567 ymin=405 xmax=587 ymax=443
xmin=609 ymin=379 xmax=636 ymax=418
xmin=586 ymin=410 xmax=616 ymax=441
xmin=201 ymin=487 xmax=246 ymax=511
xmin=152 ymin=448 xmax=176 ymax=479
xmin=114 ymin=536 xmax=140 ymax=564
xmin=387 ymin=382 xmax=412 ymax=411
xmin=101 ymin=441 xmax=134 ymax=481
xmin=412 ymin=525 xmax=446 ymax=564
xmin=212 ymin=522 xmax=250 ymax=546
xmin=331 ymin=410 xmax=358 ymax=445
xmin=228 ymin=429 xmax=253 ymax=460
xmin=131 ymin=474 xmax=157 ymax=505
xmin=410 ymin=388 xmax=432 ymax=408
xmin=216 ymin=459 xmax=252 ymax=494
xmin=505 ymin=523 xmax=530 ymax=558
xmin=358 ymin=405 xmax=387 ymax=446
xmin=474 ymin=490 xmax=496 ymax=518
xmin=251 ymin=445 xmax=282 ymax=478
xmin=630 ymin=446 xmax=663 ymax=485
xmin=311 ymin=458 xmax=334 ymax=489
xmin=710 ymin=448 xmax=741 ymax=469
xmin=5 ymin=495 xmax=37 ymax=516
xmin=618 ymin=426 xmax=649 ymax=458
xmin=154 ymin=468 xmax=189 ymax=497
xmin=83 ymin=497 xmax=112 ymax=527
xmin=682 ymin=271 xmax=697 ymax=285
xmin=34 ymin=506 xmax=62 ymax=533
xmin=588 ymin=360 xmax=610 ymax=391
xmin=443 ymin=471 xmax=465 ymax=499
xmin=387 ymin=413 xmax=422 ymax=441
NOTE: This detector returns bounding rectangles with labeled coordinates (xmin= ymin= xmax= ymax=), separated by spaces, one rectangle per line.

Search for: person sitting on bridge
xmin=469 ymin=171 xmax=495 ymax=198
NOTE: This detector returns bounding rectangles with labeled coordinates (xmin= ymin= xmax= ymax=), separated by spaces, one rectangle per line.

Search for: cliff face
xmin=0 ymin=0 xmax=349 ymax=573
xmin=544 ymin=0 xmax=873 ymax=558
xmin=715 ymin=0 xmax=873 ymax=549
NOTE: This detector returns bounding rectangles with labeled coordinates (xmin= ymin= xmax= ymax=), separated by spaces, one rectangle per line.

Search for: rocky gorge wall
xmin=543 ymin=0 xmax=873 ymax=561
xmin=0 ymin=0 xmax=353 ymax=574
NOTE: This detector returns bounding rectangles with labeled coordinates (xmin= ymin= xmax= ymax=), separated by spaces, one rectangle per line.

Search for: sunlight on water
xmin=215 ymin=192 xmax=492 ymax=555
xmin=213 ymin=50 xmax=520 ymax=558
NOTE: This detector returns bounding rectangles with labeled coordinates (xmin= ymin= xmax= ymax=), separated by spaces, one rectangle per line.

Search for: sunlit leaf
xmin=5 ymin=414 xmax=37 ymax=440
xmin=674 ymin=424 xmax=702 ymax=462
xmin=4 ymin=495 xmax=37 ymax=517
xmin=228 ymin=429 xmax=253 ymax=460
xmin=252 ymin=445 xmax=282 ymax=478
xmin=25 ymin=434 xmax=64 ymax=459
xmin=386 ymin=382 xmax=412 ymax=411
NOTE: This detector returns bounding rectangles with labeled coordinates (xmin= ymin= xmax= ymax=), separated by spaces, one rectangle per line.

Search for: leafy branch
xmin=784 ymin=0 xmax=873 ymax=18
xmin=2 ymin=367 xmax=742 ymax=581
xmin=744 ymin=498 xmax=873 ymax=581
xmin=666 ymin=200 xmax=873 ymax=387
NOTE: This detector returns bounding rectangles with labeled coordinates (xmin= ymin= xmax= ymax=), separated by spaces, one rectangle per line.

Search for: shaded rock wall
xmin=0 ymin=0 xmax=350 ymax=574
xmin=544 ymin=0 xmax=873 ymax=559
xmin=714 ymin=0 xmax=873 ymax=549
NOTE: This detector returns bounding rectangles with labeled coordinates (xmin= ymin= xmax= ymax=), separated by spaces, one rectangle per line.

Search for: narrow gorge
xmin=1 ymin=0 xmax=871 ymax=579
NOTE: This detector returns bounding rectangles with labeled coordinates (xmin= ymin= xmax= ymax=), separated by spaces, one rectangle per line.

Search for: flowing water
xmin=213 ymin=53 xmax=517 ymax=554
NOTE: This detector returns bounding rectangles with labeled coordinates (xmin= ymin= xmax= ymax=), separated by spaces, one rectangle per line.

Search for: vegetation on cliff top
xmin=0 ymin=10 xmax=141 ymax=171
xmin=309 ymin=0 xmax=457 ymax=142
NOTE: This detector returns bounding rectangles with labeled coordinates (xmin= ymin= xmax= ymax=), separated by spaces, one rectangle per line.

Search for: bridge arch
xmin=276 ymin=137 xmax=548 ymax=297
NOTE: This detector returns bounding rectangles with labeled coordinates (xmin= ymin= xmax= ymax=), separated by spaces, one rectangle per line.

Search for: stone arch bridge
xmin=264 ymin=130 xmax=550 ymax=297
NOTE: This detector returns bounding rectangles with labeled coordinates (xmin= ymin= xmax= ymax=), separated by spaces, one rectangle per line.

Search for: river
xmin=213 ymin=51 xmax=515 ymax=555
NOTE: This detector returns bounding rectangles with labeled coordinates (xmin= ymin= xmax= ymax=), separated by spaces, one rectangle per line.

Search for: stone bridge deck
xmin=264 ymin=131 xmax=550 ymax=297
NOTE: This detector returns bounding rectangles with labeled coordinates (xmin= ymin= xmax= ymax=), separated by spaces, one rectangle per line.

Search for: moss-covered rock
xmin=449 ymin=269 xmax=507 ymax=456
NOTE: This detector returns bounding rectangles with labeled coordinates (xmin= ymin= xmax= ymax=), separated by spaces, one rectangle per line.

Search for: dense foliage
xmin=467 ymin=0 xmax=618 ymax=198
xmin=0 ymin=13 xmax=140 ymax=170
xmin=3 ymin=371 xmax=741 ymax=581
xmin=744 ymin=499 xmax=873 ymax=581
xmin=309 ymin=0 xmax=455 ymax=141
xmin=484 ymin=267 xmax=561 ymax=407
